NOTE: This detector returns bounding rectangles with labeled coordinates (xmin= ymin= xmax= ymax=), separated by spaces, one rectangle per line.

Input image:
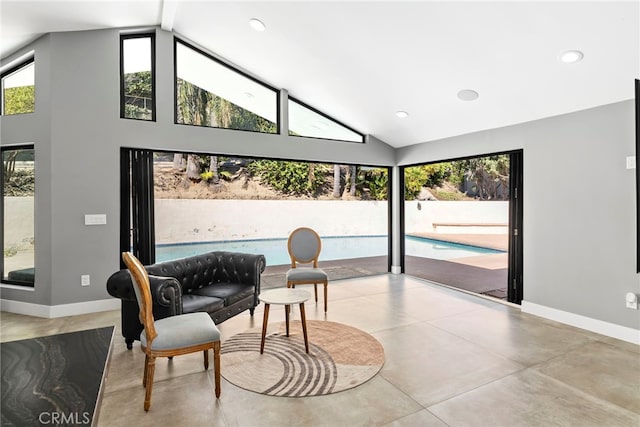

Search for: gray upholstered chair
xmin=285 ymin=227 xmax=329 ymax=312
xmin=122 ymin=252 xmax=221 ymax=411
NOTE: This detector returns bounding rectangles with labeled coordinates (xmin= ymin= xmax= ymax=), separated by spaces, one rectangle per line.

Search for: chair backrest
xmin=287 ymin=227 xmax=322 ymax=268
xmin=122 ymin=252 xmax=157 ymax=345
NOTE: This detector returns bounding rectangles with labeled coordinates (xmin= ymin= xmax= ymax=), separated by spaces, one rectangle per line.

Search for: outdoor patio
xmin=262 ymin=233 xmax=509 ymax=301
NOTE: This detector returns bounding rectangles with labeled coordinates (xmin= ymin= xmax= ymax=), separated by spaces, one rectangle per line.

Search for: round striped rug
xmin=220 ymin=320 xmax=384 ymax=397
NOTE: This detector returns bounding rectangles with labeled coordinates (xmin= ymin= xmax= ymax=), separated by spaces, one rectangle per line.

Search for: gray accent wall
xmin=397 ymin=100 xmax=639 ymax=330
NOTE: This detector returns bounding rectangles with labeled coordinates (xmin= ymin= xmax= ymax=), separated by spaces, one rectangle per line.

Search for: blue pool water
xmin=156 ymin=235 xmax=502 ymax=265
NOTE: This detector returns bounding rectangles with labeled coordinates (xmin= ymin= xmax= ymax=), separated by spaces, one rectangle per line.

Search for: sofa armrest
xmin=148 ymin=275 xmax=183 ymax=316
xmin=106 ymin=270 xmax=183 ymax=316
xmin=106 ymin=270 xmax=136 ymax=301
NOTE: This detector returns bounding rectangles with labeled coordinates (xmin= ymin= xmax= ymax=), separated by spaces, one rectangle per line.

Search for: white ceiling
xmin=1 ymin=1 xmax=638 ymax=148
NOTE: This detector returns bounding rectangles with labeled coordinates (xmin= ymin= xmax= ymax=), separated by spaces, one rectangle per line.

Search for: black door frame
xmin=508 ymin=150 xmax=524 ymax=304
xmin=399 ymin=149 xmax=524 ymax=304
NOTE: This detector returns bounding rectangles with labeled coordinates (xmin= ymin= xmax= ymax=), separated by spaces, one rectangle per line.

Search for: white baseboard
xmin=391 ymin=265 xmax=402 ymax=274
xmin=521 ymin=301 xmax=640 ymax=345
xmin=0 ymin=298 xmax=120 ymax=319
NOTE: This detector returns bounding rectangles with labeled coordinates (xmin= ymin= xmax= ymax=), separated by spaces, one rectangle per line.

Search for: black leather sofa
xmin=106 ymin=251 xmax=266 ymax=349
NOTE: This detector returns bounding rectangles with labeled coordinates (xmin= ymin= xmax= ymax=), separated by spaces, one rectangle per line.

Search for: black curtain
xmin=120 ymin=148 xmax=155 ymax=268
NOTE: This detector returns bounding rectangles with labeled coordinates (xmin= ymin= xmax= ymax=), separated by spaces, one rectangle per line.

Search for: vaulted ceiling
xmin=1 ymin=1 xmax=638 ymax=147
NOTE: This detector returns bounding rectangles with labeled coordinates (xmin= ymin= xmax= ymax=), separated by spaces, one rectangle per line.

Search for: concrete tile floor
xmin=2 ymin=274 xmax=638 ymax=426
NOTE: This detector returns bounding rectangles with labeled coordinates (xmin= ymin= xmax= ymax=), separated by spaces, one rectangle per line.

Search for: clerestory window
xmin=288 ymin=97 xmax=364 ymax=143
xmin=174 ymin=39 xmax=278 ymax=133
xmin=121 ymin=33 xmax=156 ymax=121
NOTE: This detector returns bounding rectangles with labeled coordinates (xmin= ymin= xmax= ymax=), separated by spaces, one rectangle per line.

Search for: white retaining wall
xmin=154 ymin=199 xmax=389 ymax=244
xmin=154 ymin=199 xmax=508 ymax=244
xmin=5 ymin=198 xmax=509 ymax=246
xmin=405 ymin=200 xmax=509 ymax=234
xmin=4 ymin=197 xmax=34 ymax=248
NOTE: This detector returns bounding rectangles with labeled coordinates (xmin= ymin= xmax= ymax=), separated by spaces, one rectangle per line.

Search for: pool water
xmin=156 ymin=235 xmax=502 ymax=265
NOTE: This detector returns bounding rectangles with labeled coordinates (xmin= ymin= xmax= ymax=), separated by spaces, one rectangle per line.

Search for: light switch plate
xmin=627 ymin=156 xmax=636 ymax=170
xmin=84 ymin=214 xmax=107 ymax=225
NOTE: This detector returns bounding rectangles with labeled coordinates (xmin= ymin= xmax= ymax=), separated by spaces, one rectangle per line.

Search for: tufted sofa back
xmin=107 ymin=251 xmax=266 ymax=302
xmin=145 ymin=251 xmax=264 ymax=294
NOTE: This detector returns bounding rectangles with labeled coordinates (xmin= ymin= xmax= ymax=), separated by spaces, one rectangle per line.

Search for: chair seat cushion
xmin=191 ymin=284 xmax=255 ymax=305
xmin=141 ymin=312 xmax=220 ymax=350
xmin=182 ymin=294 xmax=225 ymax=314
xmin=286 ymin=268 xmax=328 ymax=282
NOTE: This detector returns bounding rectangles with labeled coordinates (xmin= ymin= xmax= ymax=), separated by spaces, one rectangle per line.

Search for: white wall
xmin=405 ymin=201 xmax=508 ymax=234
xmin=154 ymin=199 xmax=505 ymax=245
xmin=155 ymin=199 xmax=388 ymax=244
xmin=3 ymin=197 xmax=34 ymax=247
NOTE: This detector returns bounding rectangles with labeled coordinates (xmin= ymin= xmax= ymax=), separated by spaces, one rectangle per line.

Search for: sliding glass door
xmin=120 ymin=149 xmax=391 ymax=282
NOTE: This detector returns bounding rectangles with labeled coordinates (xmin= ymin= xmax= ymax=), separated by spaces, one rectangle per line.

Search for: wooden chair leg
xmin=213 ymin=341 xmax=221 ymax=398
xmin=314 ymin=283 xmax=318 ymax=302
xmin=144 ymin=356 xmax=156 ymax=411
xmin=324 ymin=282 xmax=328 ymax=312
xmin=203 ymin=349 xmax=209 ymax=370
xmin=143 ymin=354 xmax=149 ymax=387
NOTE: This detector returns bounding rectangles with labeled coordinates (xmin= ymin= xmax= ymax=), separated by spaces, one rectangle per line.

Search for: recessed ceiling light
xmin=395 ymin=111 xmax=409 ymax=118
xmin=457 ymin=89 xmax=479 ymax=101
xmin=560 ymin=50 xmax=584 ymax=63
xmin=249 ymin=18 xmax=266 ymax=32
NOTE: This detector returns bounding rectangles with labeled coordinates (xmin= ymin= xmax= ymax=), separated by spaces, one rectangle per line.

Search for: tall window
xmin=121 ymin=33 xmax=155 ymax=121
xmin=1 ymin=58 xmax=35 ymax=115
xmin=2 ymin=145 xmax=35 ymax=286
xmin=175 ymin=39 xmax=278 ymax=133
xmin=288 ymin=97 xmax=363 ymax=143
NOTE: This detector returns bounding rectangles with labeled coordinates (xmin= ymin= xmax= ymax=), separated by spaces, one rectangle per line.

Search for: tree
xmin=4 ymin=86 xmax=34 ymax=115
xmin=249 ymin=160 xmax=328 ymax=197
xmin=183 ymin=154 xmax=201 ymax=188
xmin=211 ymin=94 xmax=277 ymax=133
xmin=343 ymin=165 xmax=356 ymax=197
xmin=455 ymin=155 xmax=509 ymax=200
xmin=123 ymin=71 xmax=152 ymax=119
xmin=332 ymin=165 xmax=341 ymax=198
xmin=173 ymin=154 xmax=184 ymax=171
xmin=206 ymin=156 xmax=226 ymax=193
xmin=359 ymin=168 xmax=388 ymax=200
xmin=176 ymin=79 xmax=212 ymax=126
xmin=403 ymin=163 xmax=454 ymax=200
xmin=2 ymin=150 xmax=19 ymax=185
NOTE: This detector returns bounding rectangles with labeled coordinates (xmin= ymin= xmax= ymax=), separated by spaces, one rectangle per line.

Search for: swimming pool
xmin=156 ymin=235 xmax=502 ymax=265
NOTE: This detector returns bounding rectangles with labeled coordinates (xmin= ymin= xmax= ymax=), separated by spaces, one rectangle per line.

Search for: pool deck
xmin=262 ymin=233 xmax=509 ymax=300
xmin=408 ymin=232 xmax=509 ymax=251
